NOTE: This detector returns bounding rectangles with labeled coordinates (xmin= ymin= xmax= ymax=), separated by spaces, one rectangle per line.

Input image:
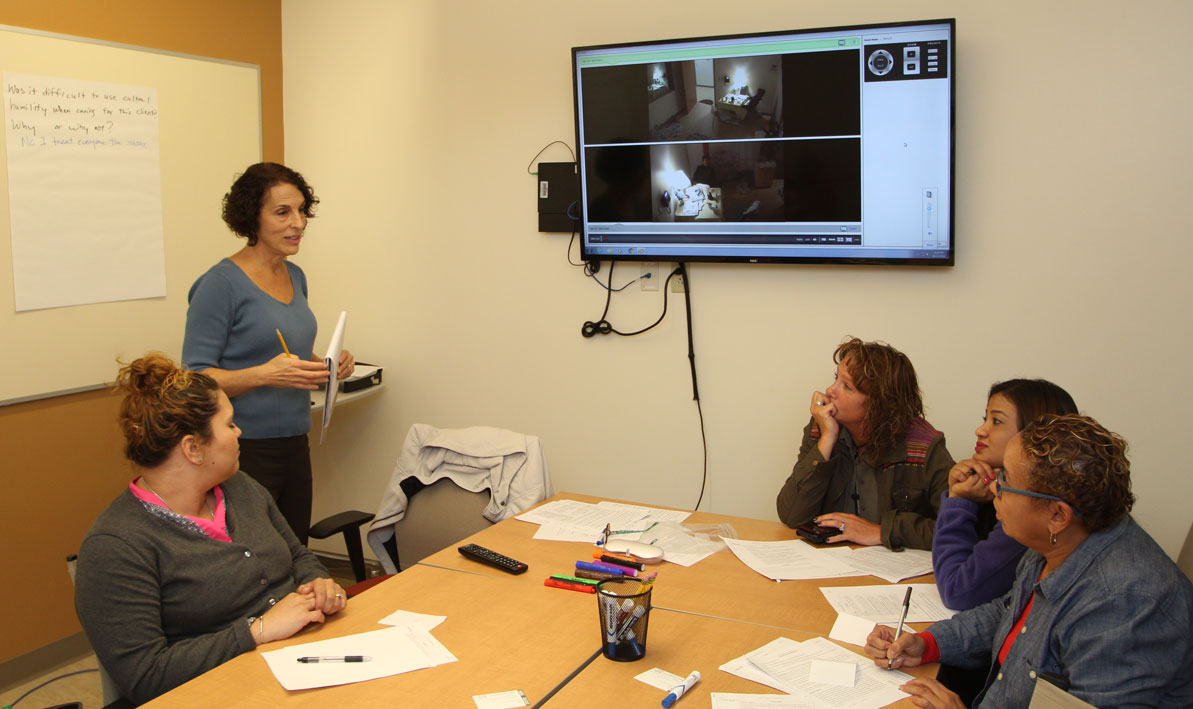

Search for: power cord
xmin=581 ymin=261 xmax=680 ymax=338
xmin=3 ymin=668 xmax=96 ymax=708
xmin=525 ymin=140 xmax=576 ymax=174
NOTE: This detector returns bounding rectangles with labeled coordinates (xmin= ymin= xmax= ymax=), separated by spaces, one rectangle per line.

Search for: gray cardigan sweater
xmin=75 ymin=472 xmax=327 ymax=705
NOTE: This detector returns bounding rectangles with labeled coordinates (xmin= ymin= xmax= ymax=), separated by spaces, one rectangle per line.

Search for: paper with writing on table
xmin=838 ymin=546 xmax=934 ymax=583
xmin=261 ymin=624 xmax=456 ymax=691
xmin=319 ymin=311 xmax=347 ymax=443
xmin=710 ymin=694 xmax=812 ymax=708
xmin=819 ymin=584 xmax=955 ymax=623
xmin=722 ymin=538 xmax=857 ymax=581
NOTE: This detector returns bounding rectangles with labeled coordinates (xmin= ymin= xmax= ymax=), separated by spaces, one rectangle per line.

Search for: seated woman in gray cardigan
xmin=75 ymin=353 xmax=348 ymax=705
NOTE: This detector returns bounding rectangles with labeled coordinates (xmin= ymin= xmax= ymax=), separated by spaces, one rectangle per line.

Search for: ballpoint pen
xmin=296 ymin=655 xmax=370 ymax=663
xmin=889 ymin=586 xmax=913 ymax=670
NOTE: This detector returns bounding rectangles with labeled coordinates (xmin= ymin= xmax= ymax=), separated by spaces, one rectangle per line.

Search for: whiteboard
xmin=0 ymin=25 xmax=262 ymax=404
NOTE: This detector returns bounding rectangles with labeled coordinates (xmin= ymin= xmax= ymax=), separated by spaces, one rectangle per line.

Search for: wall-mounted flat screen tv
xmin=572 ymin=19 xmax=955 ymax=265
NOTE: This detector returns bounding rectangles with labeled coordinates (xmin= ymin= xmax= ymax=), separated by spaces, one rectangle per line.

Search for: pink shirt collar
xmin=130 ymin=478 xmax=232 ymax=543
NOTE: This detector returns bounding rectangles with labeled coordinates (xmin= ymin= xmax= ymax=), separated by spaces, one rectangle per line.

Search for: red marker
xmin=545 ymin=577 xmax=596 ymax=593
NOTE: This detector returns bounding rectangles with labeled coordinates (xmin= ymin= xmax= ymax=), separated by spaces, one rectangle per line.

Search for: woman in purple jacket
xmin=934 ymin=379 xmax=1078 ymax=607
xmin=931 ymin=378 xmax=1076 ymax=704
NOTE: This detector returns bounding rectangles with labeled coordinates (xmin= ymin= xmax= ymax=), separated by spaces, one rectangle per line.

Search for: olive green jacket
xmin=777 ymin=417 xmax=953 ymax=550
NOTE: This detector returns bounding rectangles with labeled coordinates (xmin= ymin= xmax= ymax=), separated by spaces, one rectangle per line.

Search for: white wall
xmin=283 ymin=0 xmax=1193 ymax=558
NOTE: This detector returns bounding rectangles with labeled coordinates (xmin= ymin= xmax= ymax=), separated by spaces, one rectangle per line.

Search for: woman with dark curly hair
xmin=75 ymin=354 xmax=346 ymax=705
xmin=182 ymin=162 xmax=354 ymax=544
xmin=867 ymin=414 xmax=1193 ymax=708
xmin=776 ymin=337 xmax=953 ymax=550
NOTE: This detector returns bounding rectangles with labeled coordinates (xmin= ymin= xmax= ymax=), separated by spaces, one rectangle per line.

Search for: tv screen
xmin=572 ymin=19 xmax=955 ymax=266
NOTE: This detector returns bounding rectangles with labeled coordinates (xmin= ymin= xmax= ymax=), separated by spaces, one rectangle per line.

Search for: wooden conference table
xmin=146 ymin=493 xmax=935 ymax=708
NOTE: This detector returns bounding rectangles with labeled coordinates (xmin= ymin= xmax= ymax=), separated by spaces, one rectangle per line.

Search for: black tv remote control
xmin=457 ymin=543 xmax=528 ymax=575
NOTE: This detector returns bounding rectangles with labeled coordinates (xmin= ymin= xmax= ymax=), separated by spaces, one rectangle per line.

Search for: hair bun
xmin=117 ymin=352 xmax=179 ymax=395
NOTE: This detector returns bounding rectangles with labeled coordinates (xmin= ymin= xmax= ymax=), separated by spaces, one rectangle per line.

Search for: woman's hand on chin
xmin=947 ymin=459 xmax=995 ymax=503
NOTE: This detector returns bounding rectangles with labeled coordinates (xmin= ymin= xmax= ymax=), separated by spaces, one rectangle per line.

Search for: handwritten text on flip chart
xmin=3 ymin=72 xmax=165 ymax=311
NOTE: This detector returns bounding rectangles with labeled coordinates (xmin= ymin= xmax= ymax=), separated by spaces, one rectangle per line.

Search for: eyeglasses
xmin=994 ymin=469 xmax=1084 ymax=518
xmin=597 ymin=522 xmax=658 ymax=546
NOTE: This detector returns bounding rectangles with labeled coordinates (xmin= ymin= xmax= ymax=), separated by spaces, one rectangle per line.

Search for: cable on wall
xmin=525 ymin=140 xmax=575 ymax=174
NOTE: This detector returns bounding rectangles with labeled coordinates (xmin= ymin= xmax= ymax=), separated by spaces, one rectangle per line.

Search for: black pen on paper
xmin=296 ymin=655 xmax=371 ymax=663
xmin=888 ymin=586 xmax=913 ymax=670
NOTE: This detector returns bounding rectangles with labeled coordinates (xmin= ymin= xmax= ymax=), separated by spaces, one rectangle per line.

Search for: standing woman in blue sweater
xmin=183 ymin=163 xmax=354 ymax=544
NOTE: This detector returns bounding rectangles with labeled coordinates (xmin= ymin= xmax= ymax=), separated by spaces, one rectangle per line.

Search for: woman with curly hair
xmin=867 ymin=414 xmax=1193 ymax=707
xmin=776 ymin=336 xmax=953 ymax=550
xmin=182 ymin=162 xmax=353 ymax=544
xmin=75 ymin=354 xmax=346 ymax=705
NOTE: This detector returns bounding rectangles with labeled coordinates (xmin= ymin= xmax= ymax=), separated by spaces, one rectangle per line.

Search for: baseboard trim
xmin=0 ymin=632 xmax=93 ymax=694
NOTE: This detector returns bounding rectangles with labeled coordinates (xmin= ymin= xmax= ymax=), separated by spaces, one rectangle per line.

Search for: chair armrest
xmin=309 ymin=510 xmax=374 ymax=540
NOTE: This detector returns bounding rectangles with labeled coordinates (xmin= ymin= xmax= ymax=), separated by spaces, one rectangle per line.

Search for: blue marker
xmin=662 ymin=670 xmax=700 ymax=707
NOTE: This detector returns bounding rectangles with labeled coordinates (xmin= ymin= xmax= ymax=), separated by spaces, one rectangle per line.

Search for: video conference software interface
xmin=574 ymin=22 xmax=953 ymax=262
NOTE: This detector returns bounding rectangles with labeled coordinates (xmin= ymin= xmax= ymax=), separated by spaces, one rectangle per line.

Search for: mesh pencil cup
xmin=596 ymin=577 xmax=652 ymax=661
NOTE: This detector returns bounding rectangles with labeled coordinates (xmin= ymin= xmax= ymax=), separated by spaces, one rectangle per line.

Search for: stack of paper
xmin=721 ymin=636 xmax=910 ymax=709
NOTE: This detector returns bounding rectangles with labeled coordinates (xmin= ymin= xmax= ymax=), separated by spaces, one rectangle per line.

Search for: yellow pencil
xmin=276 ymin=328 xmax=292 ymax=357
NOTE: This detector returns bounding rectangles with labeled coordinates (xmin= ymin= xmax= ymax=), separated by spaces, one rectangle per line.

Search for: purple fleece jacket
xmin=931 ymin=491 xmax=1026 ymax=610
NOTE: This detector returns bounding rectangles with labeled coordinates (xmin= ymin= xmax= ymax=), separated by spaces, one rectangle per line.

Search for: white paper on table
xmin=634 ymin=667 xmax=685 ymax=691
xmin=515 ymin=500 xmax=645 ymax=541
xmin=819 ymin=584 xmax=956 ymax=623
xmin=319 ymin=311 xmax=347 ymax=443
xmin=815 ymin=547 xmax=869 ymax=578
xmin=743 ymin=637 xmax=908 ymax=709
xmin=809 ymin=660 xmax=856 ymax=688
xmin=531 ymin=522 xmax=600 ymax=542
xmin=840 ymin=546 xmax=934 ymax=583
xmin=711 ymin=693 xmax=813 ymax=709
xmin=472 ymin=689 xmax=530 ymax=708
xmin=723 ymin=538 xmax=856 ymax=581
xmin=595 ymin=500 xmax=692 ymax=526
xmin=376 ymin=609 xmax=446 ymax=632
xmin=828 ymin=613 xmax=877 ymax=647
xmin=514 ymin=499 xmax=688 ymax=545
xmin=261 ymin=625 xmax=454 ymax=691
xmin=642 ymin=523 xmax=723 ymax=567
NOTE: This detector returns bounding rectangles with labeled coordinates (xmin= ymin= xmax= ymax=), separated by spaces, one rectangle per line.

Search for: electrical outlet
xmin=672 ymin=270 xmax=685 ymax=293
xmin=641 ymin=262 xmax=658 ymax=291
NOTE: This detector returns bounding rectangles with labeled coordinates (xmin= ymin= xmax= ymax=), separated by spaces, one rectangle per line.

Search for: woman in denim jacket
xmin=866 ymin=414 xmax=1193 ymax=708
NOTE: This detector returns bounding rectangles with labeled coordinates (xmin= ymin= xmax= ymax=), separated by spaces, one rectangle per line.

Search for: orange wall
xmin=0 ymin=0 xmax=283 ymax=663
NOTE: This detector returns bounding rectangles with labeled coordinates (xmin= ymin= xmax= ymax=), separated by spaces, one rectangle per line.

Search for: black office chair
xmin=308 ymin=510 xmax=378 ymax=585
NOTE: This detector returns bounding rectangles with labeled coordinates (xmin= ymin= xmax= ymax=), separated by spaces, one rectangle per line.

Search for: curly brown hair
xmin=834 ymin=337 xmax=923 ymax=461
xmin=1017 ymin=414 xmax=1134 ymax=533
xmin=222 ymin=162 xmax=319 ymax=245
xmin=115 ymin=353 xmax=221 ymax=468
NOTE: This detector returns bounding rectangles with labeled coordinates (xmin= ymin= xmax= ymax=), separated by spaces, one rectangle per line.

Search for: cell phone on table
xmin=796 ymin=522 xmax=843 ymax=544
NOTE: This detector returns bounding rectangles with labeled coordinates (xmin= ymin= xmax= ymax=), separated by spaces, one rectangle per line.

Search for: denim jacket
xmin=928 ymin=516 xmax=1193 ymax=708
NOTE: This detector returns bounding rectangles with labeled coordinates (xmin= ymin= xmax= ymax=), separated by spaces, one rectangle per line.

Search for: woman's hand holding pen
xmin=865 ymin=624 xmax=925 ymax=669
xmin=947 ymin=459 xmax=996 ymax=503
xmin=264 ymin=352 xmax=328 ymax=390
